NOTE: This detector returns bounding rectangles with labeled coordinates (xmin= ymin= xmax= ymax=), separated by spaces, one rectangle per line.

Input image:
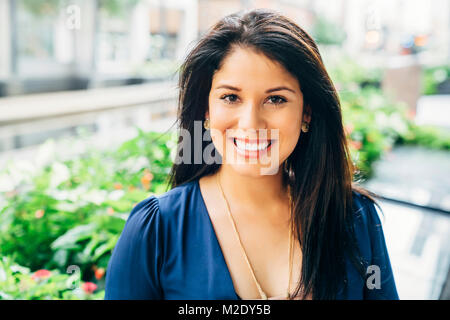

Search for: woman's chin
xmin=222 ymin=161 xmax=282 ymax=177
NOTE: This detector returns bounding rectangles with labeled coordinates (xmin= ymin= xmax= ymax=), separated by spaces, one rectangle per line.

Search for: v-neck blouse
xmin=104 ymin=179 xmax=399 ymax=300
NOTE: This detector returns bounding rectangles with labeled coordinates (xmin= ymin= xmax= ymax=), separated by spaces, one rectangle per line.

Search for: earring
xmin=301 ymin=121 xmax=310 ymax=133
xmin=204 ymin=118 xmax=210 ymax=130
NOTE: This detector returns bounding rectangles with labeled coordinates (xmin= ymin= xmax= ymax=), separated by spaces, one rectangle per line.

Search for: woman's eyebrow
xmin=215 ymin=84 xmax=296 ymax=94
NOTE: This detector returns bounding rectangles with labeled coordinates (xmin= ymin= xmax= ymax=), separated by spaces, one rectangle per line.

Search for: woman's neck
xmin=216 ymin=164 xmax=290 ymax=222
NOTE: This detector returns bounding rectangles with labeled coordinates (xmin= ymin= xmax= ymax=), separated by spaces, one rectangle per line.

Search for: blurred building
xmin=0 ymin=0 xmax=448 ymax=97
xmin=0 ymin=0 xmax=198 ymax=96
xmin=197 ymin=0 xmax=315 ymax=35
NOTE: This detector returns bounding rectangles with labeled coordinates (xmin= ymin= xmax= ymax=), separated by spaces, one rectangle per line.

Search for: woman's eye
xmin=267 ymin=95 xmax=287 ymax=106
xmin=219 ymin=94 xmax=287 ymax=106
xmin=220 ymin=94 xmax=239 ymax=104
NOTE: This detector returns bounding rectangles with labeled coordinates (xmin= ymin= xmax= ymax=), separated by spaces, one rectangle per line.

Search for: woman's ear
xmin=303 ymin=105 xmax=312 ymax=123
xmin=205 ymin=110 xmax=209 ymax=119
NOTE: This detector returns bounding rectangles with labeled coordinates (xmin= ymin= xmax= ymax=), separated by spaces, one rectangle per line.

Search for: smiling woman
xmin=104 ymin=8 xmax=399 ymax=300
xmin=206 ymin=47 xmax=308 ymax=175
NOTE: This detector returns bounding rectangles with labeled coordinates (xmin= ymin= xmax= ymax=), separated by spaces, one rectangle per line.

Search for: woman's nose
xmin=238 ymin=101 xmax=266 ymax=131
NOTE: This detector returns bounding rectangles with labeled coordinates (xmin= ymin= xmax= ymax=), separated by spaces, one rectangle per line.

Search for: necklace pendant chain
xmin=216 ymin=171 xmax=294 ymax=300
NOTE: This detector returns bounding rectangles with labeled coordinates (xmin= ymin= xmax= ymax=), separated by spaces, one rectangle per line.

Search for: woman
xmin=104 ymin=8 xmax=399 ymax=300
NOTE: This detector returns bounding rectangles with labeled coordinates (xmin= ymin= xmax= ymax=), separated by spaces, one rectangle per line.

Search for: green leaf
xmin=53 ymin=201 xmax=79 ymax=213
xmin=50 ymin=224 xmax=97 ymax=250
xmin=52 ymin=250 xmax=69 ymax=268
xmin=82 ymin=236 xmax=100 ymax=258
xmin=93 ymin=235 xmax=119 ymax=261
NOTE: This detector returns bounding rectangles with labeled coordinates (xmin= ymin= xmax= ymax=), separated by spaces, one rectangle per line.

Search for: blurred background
xmin=0 ymin=0 xmax=449 ymax=300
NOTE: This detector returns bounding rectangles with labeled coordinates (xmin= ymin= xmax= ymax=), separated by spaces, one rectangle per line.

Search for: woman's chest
xmin=159 ymin=213 xmax=304 ymax=300
xmin=197 ymin=177 xmax=304 ymax=299
xmin=210 ymin=210 xmax=304 ymax=299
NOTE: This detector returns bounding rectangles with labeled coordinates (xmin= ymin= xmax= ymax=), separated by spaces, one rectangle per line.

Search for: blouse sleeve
xmin=360 ymin=196 xmax=400 ymax=300
xmin=104 ymin=196 xmax=164 ymax=300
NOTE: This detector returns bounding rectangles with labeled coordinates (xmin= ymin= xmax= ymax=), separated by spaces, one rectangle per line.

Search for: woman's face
xmin=207 ymin=47 xmax=310 ymax=176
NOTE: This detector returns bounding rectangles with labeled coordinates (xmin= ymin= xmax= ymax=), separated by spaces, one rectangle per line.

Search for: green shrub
xmin=311 ymin=15 xmax=347 ymax=46
xmin=0 ymin=256 xmax=104 ymax=300
xmin=340 ymin=86 xmax=408 ymax=179
xmin=422 ymin=65 xmax=450 ymax=95
xmin=329 ymin=57 xmax=449 ymax=179
xmin=0 ymin=129 xmax=176 ymax=287
xmin=397 ymin=123 xmax=450 ymax=150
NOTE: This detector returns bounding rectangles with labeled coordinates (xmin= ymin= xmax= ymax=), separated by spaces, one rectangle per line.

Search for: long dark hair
xmin=166 ymin=8 xmax=382 ymax=300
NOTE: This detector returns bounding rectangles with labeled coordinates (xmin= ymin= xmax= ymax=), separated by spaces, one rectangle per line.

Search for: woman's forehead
xmin=216 ymin=47 xmax=283 ymax=74
xmin=212 ymin=47 xmax=300 ymax=91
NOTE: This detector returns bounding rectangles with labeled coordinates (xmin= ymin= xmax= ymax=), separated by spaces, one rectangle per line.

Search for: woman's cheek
xmin=209 ymin=120 xmax=230 ymax=156
xmin=281 ymin=121 xmax=301 ymax=157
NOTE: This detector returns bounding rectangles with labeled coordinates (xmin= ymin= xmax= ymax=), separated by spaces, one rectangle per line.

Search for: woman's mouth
xmin=230 ymin=137 xmax=274 ymax=159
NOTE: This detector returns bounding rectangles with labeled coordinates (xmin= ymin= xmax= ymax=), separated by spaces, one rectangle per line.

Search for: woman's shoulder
xmin=351 ymin=189 xmax=384 ymax=229
xmin=105 ymin=181 xmax=201 ymax=300
xmin=350 ymin=189 xmax=388 ymax=263
xmin=156 ymin=179 xmax=198 ymax=201
xmin=128 ymin=179 xmax=199 ymax=222
xmin=151 ymin=179 xmax=199 ymax=215
xmin=350 ymin=190 xmax=399 ymax=299
xmin=116 ymin=179 xmax=200 ymax=257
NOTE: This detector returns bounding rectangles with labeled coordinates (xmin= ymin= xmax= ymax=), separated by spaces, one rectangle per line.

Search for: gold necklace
xmin=216 ymin=172 xmax=294 ymax=300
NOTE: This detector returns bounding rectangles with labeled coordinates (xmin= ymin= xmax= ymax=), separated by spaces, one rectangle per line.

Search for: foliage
xmin=19 ymin=0 xmax=63 ymax=17
xmin=99 ymin=0 xmax=141 ymax=18
xmin=20 ymin=0 xmax=141 ymax=19
xmin=340 ymin=86 xmax=408 ymax=179
xmin=0 ymin=256 xmax=104 ymax=300
xmin=396 ymin=123 xmax=450 ymax=150
xmin=328 ymin=56 xmax=383 ymax=89
xmin=330 ymin=57 xmax=449 ymax=179
xmin=0 ymin=129 xmax=176 ymax=297
xmin=422 ymin=65 xmax=450 ymax=95
xmin=311 ymin=15 xmax=347 ymax=46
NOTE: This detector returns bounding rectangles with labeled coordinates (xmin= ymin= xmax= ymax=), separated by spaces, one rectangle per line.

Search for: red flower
xmin=95 ymin=268 xmax=105 ymax=280
xmin=140 ymin=169 xmax=154 ymax=191
xmin=31 ymin=269 xmax=51 ymax=281
xmin=345 ymin=123 xmax=354 ymax=136
xmin=35 ymin=209 xmax=45 ymax=219
xmin=82 ymin=282 xmax=97 ymax=294
xmin=349 ymin=140 xmax=363 ymax=150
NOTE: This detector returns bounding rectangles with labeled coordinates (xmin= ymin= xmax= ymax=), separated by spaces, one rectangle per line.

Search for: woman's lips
xmin=228 ymin=137 xmax=275 ymax=159
xmin=232 ymin=137 xmax=274 ymax=144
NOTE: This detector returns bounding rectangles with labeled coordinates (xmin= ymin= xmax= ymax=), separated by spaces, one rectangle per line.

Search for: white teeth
xmin=234 ymin=139 xmax=271 ymax=151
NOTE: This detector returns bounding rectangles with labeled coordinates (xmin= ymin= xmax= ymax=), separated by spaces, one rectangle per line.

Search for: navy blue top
xmin=104 ymin=179 xmax=399 ymax=300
